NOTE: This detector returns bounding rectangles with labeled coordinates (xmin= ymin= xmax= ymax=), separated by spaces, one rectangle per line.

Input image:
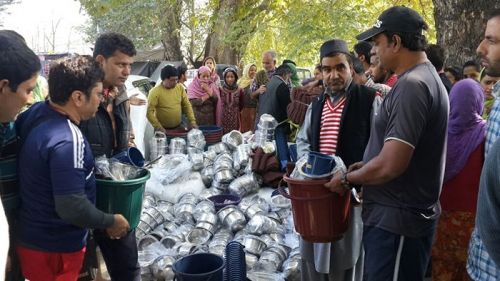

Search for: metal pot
xmin=245 ymin=203 xmax=267 ymax=218
xmin=186 ymin=228 xmax=212 ymax=245
xmin=173 ymin=203 xmax=195 ymax=218
xmin=211 ymin=179 xmax=229 ymax=191
xmin=222 ymin=130 xmax=243 ymax=150
xmin=203 ymin=150 xmax=217 ymax=161
xmin=257 ymin=114 xmax=278 ymax=130
xmin=178 ymin=193 xmax=199 ymax=205
xmin=151 ymin=255 xmax=176 ymax=281
xmin=160 ymin=235 xmax=181 ymax=249
xmin=193 ymin=200 xmax=216 ymax=220
xmin=201 ymin=166 xmax=214 ymax=187
xmin=208 ymin=142 xmax=229 ymax=154
xmin=189 ymin=153 xmax=204 ymax=171
xmin=208 ymin=245 xmax=225 ymax=257
xmin=241 ymin=235 xmax=267 ymax=256
xmin=169 ymin=137 xmax=186 ymax=154
xmin=199 ymin=187 xmax=221 ymax=199
xmin=214 ymin=169 xmax=234 ymax=183
xmin=245 ymin=252 xmax=259 ymax=269
xmin=259 ymin=250 xmax=282 ymax=271
xmin=176 ymin=243 xmax=198 ymax=257
xmin=222 ymin=209 xmax=246 ymax=232
xmin=187 ymin=129 xmax=205 ymax=148
xmin=138 ymin=235 xmax=159 ymax=251
xmin=217 ymin=205 xmax=238 ymax=222
xmin=195 ymin=221 xmax=217 ymax=234
xmin=196 ymin=212 xmax=218 ymax=225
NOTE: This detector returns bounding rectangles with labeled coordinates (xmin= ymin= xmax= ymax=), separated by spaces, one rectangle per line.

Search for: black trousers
xmin=363 ymin=226 xmax=434 ymax=281
xmin=5 ymin=206 xmax=24 ymax=281
xmin=94 ymin=229 xmax=140 ymax=281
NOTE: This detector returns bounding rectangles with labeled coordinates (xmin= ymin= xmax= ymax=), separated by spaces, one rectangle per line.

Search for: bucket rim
xmin=283 ymin=175 xmax=330 ymax=185
xmin=95 ymin=170 xmax=151 ymax=185
xmin=172 ymin=253 xmax=225 ymax=277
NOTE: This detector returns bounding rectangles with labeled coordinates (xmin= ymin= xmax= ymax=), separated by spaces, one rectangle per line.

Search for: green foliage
xmin=79 ymin=0 xmax=435 ymax=68
xmin=241 ymin=0 xmax=436 ymax=68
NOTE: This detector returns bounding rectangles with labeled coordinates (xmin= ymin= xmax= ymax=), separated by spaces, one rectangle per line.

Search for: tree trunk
xmin=160 ymin=0 xmax=183 ymax=61
xmin=433 ymin=0 xmax=500 ymax=67
xmin=204 ymin=0 xmax=240 ymax=65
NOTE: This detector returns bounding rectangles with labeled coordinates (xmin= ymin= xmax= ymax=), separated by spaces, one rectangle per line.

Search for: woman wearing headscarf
xmin=238 ymin=64 xmax=257 ymax=132
xmin=219 ymin=67 xmax=244 ymax=134
xmin=431 ymin=79 xmax=486 ymax=281
xmin=203 ymin=56 xmax=221 ymax=86
xmin=188 ymin=66 xmax=221 ymax=126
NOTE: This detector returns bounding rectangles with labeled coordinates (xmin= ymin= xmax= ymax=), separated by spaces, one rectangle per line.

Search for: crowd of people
xmin=1 ymin=4 xmax=500 ymax=281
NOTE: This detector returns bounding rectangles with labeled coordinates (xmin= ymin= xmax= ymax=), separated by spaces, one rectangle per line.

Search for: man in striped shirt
xmin=296 ymin=38 xmax=378 ymax=281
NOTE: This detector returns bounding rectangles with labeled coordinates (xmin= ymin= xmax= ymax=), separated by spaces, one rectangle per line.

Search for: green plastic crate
xmin=95 ymin=170 xmax=150 ymax=229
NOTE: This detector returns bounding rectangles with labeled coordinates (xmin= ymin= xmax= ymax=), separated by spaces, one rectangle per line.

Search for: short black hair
xmin=160 ymin=65 xmax=178 ymax=80
xmin=481 ymin=68 xmax=500 ymax=80
xmin=351 ymin=56 xmax=365 ymax=75
xmin=177 ymin=65 xmax=187 ymax=77
xmin=93 ymin=32 xmax=136 ymax=59
xmin=354 ymin=41 xmax=372 ymax=62
xmin=463 ymin=60 xmax=480 ymax=72
xmin=383 ymin=29 xmax=428 ymax=51
xmin=425 ymin=44 xmax=446 ymax=71
xmin=49 ymin=56 xmax=104 ymax=105
xmin=0 ymin=31 xmax=41 ymax=92
xmin=283 ymin=59 xmax=296 ymax=66
xmin=488 ymin=8 xmax=500 ymax=20
xmin=444 ymin=66 xmax=463 ymax=81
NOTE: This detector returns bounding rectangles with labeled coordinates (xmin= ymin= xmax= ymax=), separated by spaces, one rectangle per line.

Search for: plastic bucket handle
xmin=277 ymin=180 xmax=335 ymax=201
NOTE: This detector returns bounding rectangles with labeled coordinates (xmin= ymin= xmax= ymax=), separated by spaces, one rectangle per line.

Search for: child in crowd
xmin=219 ymin=67 xmax=244 ymax=133
xmin=203 ymin=56 xmax=221 ymax=86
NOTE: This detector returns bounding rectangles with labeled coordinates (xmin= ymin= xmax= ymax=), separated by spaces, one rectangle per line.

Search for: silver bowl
xmin=208 ymin=245 xmax=225 ymax=257
xmin=222 ymin=130 xmax=243 ymax=149
xmin=195 ymin=221 xmax=217 ymax=234
xmin=222 ymin=209 xmax=246 ymax=232
xmin=196 ymin=212 xmax=218 ymax=225
xmin=178 ymin=193 xmax=199 ymax=205
xmin=214 ymin=169 xmax=234 ymax=183
xmin=241 ymin=235 xmax=267 ymax=256
xmin=160 ymin=235 xmax=181 ymax=249
xmin=208 ymin=142 xmax=229 ymax=154
xmin=257 ymin=114 xmax=278 ymax=129
xmin=151 ymin=255 xmax=176 ymax=281
xmin=138 ymin=235 xmax=159 ymax=251
xmin=203 ymin=150 xmax=217 ymax=161
xmin=199 ymin=187 xmax=221 ymax=199
xmin=245 ymin=252 xmax=259 ymax=269
xmin=186 ymin=228 xmax=212 ymax=244
xmin=245 ymin=203 xmax=267 ymax=218
xmin=217 ymin=205 xmax=238 ymax=222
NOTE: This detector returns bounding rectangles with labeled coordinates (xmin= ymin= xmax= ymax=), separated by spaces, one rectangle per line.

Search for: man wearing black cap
xmin=325 ymin=6 xmax=449 ymax=281
xmin=296 ymin=39 xmax=378 ymax=280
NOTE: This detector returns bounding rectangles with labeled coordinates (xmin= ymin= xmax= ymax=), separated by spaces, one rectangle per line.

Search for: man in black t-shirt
xmin=325 ymin=6 xmax=449 ymax=281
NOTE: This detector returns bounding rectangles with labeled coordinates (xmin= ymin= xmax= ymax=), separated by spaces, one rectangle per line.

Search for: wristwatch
xmin=341 ymin=172 xmax=351 ymax=188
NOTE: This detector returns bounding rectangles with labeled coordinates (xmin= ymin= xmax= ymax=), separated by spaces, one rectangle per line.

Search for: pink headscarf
xmin=187 ymin=66 xmax=223 ymax=125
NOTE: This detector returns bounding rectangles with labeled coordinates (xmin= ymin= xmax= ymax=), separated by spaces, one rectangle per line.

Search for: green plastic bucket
xmin=96 ymin=170 xmax=150 ymax=229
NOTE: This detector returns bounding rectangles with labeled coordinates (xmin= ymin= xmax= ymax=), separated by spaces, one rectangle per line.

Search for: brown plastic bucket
xmin=280 ymin=175 xmax=351 ymax=242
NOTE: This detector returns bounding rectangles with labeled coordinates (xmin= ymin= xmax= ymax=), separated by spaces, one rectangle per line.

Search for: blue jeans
xmin=363 ymin=226 xmax=434 ymax=281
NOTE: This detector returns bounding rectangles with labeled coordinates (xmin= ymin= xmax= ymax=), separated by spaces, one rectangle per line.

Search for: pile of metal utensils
xmin=137 ymin=191 xmax=300 ymax=281
xmin=135 ymin=117 xmax=302 ymax=280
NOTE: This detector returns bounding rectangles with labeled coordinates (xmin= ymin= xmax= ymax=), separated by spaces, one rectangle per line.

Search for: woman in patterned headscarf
xmin=238 ymin=63 xmax=257 ymax=132
xmin=203 ymin=56 xmax=221 ymax=86
xmin=219 ymin=67 xmax=244 ymax=133
xmin=188 ymin=66 xmax=221 ymax=126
